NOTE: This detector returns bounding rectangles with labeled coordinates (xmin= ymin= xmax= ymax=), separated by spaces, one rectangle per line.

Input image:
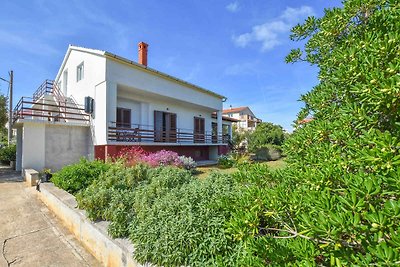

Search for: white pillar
xmin=94 ymin=81 xmax=117 ymax=145
xmin=217 ymin=111 xmax=223 ymax=143
xmin=22 ymin=122 xmax=45 ymax=171
xmin=16 ymin=127 xmax=23 ymax=171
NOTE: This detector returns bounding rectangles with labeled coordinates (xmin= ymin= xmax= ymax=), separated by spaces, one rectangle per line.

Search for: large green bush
xmin=129 ymin=172 xmax=242 ymax=266
xmin=0 ymin=144 xmax=16 ymax=162
xmin=51 ymin=158 xmax=111 ymax=194
xmin=223 ymin=1 xmax=400 ymax=265
xmin=247 ymin=122 xmax=285 ymax=153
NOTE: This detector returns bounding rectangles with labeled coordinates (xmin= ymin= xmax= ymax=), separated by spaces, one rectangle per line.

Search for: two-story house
xmin=13 ymin=42 xmax=233 ymax=171
xmin=223 ymin=106 xmax=262 ymax=131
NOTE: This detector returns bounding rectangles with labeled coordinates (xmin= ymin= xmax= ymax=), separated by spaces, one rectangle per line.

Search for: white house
xmin=223 ymin=106 xmax=262 ymax=131
xmin=13 ymin=42 xmax=234 ymax=172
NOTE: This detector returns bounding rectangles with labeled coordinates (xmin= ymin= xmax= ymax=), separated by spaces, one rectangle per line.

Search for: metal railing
xmin=13 ymin=97 xmax=89 ymax=123
xmin=108 ymin=122 xmax=230 ymax=144
xmin=32 ymin=80 xmax=53 ymax=101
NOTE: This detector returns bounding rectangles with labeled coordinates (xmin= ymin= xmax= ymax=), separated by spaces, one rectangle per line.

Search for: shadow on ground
xmin=0 ymin=165 xmax=22 ymax=183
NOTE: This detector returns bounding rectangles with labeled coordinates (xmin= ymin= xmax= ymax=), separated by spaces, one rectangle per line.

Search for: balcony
xmin=13 ymin=80 xmax=90 ymax=125
xmin=108 ymin=122 xmax=230 ymax=145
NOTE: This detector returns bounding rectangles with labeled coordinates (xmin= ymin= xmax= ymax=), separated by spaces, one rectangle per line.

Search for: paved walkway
xmin=0 ymin=166 xmax=100 ymax=267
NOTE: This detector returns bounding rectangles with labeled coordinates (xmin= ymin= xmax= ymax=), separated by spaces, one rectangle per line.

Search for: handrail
xmin=107 ymin=121 xmax=230 ymax=144
xmin=32 ymin=80 xmax=53 ymax=101
xmin=13 ymin=96 xmax=89 ymax=124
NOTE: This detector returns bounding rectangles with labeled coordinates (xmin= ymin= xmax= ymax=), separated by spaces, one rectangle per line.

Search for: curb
xmin=36 ymin=183 xmax=148 ymax=267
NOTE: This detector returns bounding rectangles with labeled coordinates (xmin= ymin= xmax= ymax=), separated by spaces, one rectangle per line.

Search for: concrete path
xmin=0 ymin=166 xmax=100 ymax=267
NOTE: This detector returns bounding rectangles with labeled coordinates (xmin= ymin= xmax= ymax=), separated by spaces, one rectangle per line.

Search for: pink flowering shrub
xmin=142 ymin=150 xmax=183 ymax=167
xmin=117 ymin=146 xmax=147 ymax=167
xmin=117 ymin=147 xmax=196 ymax=171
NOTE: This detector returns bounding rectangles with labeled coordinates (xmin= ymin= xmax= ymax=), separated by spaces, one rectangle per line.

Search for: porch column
xmin=16 ymin=127 xmax=22 ymax=171
xmin=217 ymin=110 xmax=223 ymax=143
xmin=94 ymin=81 xmax=117 ymax=145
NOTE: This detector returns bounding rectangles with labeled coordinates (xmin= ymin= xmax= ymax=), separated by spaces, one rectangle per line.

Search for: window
xmin=77 ymin=62 xmax=84 ymax=81
xmin=194 ymin=117 xmax=205 ymax=143
xmin=63 ymin=70 xmax=68 ymax=95
xmin=154 ymin=111 xmax=177 ymax=142
xmin=116 ymin=107 xmax=131 ymax=128
xmin=212 ymin=122 xmax=218 ymax=143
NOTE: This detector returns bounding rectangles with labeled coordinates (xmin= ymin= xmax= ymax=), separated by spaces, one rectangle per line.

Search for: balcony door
xmin=212 ymin=122 xmax=218 ymax=143
xmin=116 ymin=107 xmax=131 ymax=128
xmin=154 ymin=111 xmax=177 ymax=142
xmin=194 ymin=117 xmax=205 ymax=143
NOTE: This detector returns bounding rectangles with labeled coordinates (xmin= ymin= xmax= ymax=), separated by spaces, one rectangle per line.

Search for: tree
xmin=231 ymin=124 xmax=248 ymax=152
xmin=247 ymin=122 xmax=285 ymax=152
xmin=0 ymin=95 xmax=8 ymax=141
xmin=226 ymin=1 xmax=400 ymax=265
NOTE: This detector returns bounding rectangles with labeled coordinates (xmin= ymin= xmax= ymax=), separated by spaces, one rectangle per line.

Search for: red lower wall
xmin=95 ymin=145 xmax=229 ymax=161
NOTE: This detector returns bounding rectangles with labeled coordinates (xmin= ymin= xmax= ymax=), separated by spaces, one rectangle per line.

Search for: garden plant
xmin=51 ymin=0 xmax=399 ymax=265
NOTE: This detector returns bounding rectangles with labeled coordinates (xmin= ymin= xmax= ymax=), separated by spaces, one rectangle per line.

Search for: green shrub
xmin=76 ymin=163 xmax=151 ymax=221
xmin=247 ymin=122 xmax=285 ymax=153
xmin=51 ymin=158 xmax=111 ymax=194
xmin=0 ymin=144 xmax=16 ymax=162
xmin=217 ymin=155 xmax=234 ymax=168
xmin=254 ymin=144 xmax=282 ymax=161
xmin=129 ymin=172 xmax=241 ymax=266
xmin=222 ymin=1 xmax=400 ymax=265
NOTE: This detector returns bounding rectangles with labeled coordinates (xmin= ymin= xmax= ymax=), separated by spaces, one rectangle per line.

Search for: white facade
xmin=53 ymin=46 xmax=225 ymax=147
xmin=14 ymin=44 xmax=231 ymax=171
xmin=223 ymin=106 xmax=261 ymax=131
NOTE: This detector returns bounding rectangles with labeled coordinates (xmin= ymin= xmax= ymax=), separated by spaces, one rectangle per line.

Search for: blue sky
xmin=0 ymin=0 xmax=342 ymax=131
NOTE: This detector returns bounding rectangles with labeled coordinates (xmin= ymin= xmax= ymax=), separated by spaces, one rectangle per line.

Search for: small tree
xmin=247 ymin=122 xmax=285 ymax=152
xmin=0 ymin=95 xmax=8 ymax=141
xmin=226 ymin=1 xmax=400 ymax=265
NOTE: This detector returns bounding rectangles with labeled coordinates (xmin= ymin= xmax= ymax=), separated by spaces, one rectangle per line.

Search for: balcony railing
xmin=108 ymin=122 xmax=230 ymax=144
xmin=13 ymin=97 xmax=90 ymax=124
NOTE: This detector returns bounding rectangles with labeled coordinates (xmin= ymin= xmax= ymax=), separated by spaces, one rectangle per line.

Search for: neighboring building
xmin=222 ymin=106 xmax=262 ymax=131
xmin=13 ymin=42 xmax=234 ymax=172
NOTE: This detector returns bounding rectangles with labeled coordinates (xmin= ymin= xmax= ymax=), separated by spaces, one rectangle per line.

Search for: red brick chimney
xmin=138 ymin=42 xmax=148 ymax=66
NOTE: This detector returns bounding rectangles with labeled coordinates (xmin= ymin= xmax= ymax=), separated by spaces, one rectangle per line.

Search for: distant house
xmin=13 ymin=42 xmax=234 ymax=171
xmin=222 ymin=106 xmax=262 ymax=131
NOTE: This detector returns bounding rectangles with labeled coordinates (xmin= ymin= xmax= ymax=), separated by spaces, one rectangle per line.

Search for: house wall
xmin=55 ymin=50 xmax=106 ymax=105
xmin=116 ymin=94 xmax=216 ymax=133
xmin=44 ymin=124 xmax=92 ymax=171
xmin=106 ymin=59 xmax=222 ymax=111
xmin=21 ymin=122 xmax=45 ymax=172
xmin=17 ymin=122 xmax=91 ymax=172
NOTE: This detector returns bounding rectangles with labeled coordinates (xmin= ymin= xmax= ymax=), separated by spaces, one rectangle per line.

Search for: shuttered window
xmin=194 ymin=117 xmax=205 ymax=143
xmin=154 ymin=111 xmax=177 ymax=142
xmin=116 ymin=108 xmax=131 ymax=128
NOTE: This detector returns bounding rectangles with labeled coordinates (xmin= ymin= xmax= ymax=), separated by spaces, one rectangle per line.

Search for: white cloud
xmin=224 ymin=61 xmax=259 ymax=76
xmin=281 ymin=6 xmax=315 ymax=23
xmin=233 ymin=6 xmax=315 ymax=51
xmin=226 ymin=1 xmax=240 ymax=13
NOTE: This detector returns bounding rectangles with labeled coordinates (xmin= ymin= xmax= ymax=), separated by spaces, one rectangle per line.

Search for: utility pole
xmin=8 ymin=71 xmax=13 ymax=145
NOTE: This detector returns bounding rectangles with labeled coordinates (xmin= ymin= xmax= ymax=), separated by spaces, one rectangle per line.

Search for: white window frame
xmin=77 ymin=62 xmax=84 ymax=82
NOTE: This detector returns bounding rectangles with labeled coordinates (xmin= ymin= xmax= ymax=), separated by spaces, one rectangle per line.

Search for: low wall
xmin=36 ymin=183 xmax=146 ymax=267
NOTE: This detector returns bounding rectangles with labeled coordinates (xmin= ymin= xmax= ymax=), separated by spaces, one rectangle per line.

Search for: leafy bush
xmin=178 ymin=155 xmax=197 ymax=171
xmin=117 ymin=147 xmax=196 ymax=171
xmin=222 ymin=1 xmax=400 ymax=266
xmin=142 ymin=150 xmax=183 ymax=167
xmin=247 ymin=122 xmax=285 ymax=153
xmin=129 ymin=172 xmax=241 ymax=266
xmin=254 ymin=144 xmax=282 ymax=161
xmin=217 ymin=154 xmax=234 ymax=168
xmin=229 ymin=152 xmax=251 ymax=166
xmin=0 ymin=144 xmax=16 ymax=162
xmin=51 ymin=158 xmax=111 ymax=194
xmin=76 ymin=162 xmax=151 ymax=220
